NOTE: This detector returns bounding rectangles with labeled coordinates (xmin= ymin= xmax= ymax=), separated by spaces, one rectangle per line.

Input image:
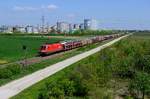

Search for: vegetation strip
xmin=0 ymin=37 xmax=112 ymax=86
xmin=12 ymin=33 xmax=150 ymax=99
xmin=0 ymin=34 xmax=130 ymax=99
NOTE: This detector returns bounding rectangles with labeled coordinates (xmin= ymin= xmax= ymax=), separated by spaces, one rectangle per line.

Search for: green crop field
xmin=12 ymin=33 xmax=150 ymax=99
xmin=0 ymin=36 xmax=65 ymax=64
xmin=0 ymin=37 xmax=113 ymax=86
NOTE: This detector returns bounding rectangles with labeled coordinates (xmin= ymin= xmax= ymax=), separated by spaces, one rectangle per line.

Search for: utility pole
xmin=41 ymin=15 xmax=45 ymax=34
xmin=22 ymin=45 xmax=27 ymax=67
xmin=46 ymin=22 xmax=49 ymax=33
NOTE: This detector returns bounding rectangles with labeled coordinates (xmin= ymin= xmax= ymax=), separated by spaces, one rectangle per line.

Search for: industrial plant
xmin=0 ymin=18 xmax=98 ymax=34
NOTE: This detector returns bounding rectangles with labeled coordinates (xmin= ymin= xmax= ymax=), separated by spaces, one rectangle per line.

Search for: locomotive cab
xmin=39 ymin=45 xmax=48 ymax=55
xmin=41 ymin=45 xmax=47 ymax=50
xmin=39 ymin=43 xmax=64 ymax=56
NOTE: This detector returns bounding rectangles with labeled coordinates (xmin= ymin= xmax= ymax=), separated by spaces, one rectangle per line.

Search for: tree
xmin=136 ymin=55 xmax=150 ymax=73
xmin=58 ymin=79 xmax=75 ymax=96
xmin=129 ymin=72 xmax=150 ymax=99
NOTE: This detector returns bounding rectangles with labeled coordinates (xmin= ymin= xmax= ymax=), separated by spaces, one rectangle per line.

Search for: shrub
xmin=58 ymin=79 xmax=75 ymax=96
xmin=37 ymin=36 xmax=150 ymax=99
xmin=49 ymin=87 xmax=64 ymax=98
xmin=7 ymin=64 xmax=21 ymax=75
xmin=38 ymin=82 xmax=64 ymax=99
xmin=129 ymin=72 xmax=150 ymax=99
xmin=0 ymin=68 xmax=13 ymax=79
xmin=0 ymin=64 xmax=21 ymax=79
xmin=136 ymin=55 xmax=150 ymax=73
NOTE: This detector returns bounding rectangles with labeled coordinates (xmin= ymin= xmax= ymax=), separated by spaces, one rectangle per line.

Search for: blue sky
xmin=0 ymin=0 xmax=150 ymax=30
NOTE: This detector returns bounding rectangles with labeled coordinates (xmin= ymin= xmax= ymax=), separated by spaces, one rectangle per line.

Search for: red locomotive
xmin=40 ymin=43 xmax=64 ymax=55
xmin=39 ymin=34 xmax=123 ymax=55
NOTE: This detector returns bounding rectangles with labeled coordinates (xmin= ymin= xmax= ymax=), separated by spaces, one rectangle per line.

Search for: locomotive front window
xmin=41 ymin=46 xmax=46 ymax=50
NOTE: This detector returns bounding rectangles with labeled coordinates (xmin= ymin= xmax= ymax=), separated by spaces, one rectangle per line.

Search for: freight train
xmin=39 ymin=34 xmax=122 ymax=55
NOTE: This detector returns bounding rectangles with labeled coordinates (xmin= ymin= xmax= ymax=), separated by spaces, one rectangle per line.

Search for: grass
xmin=11 ymin=62 xmax=78 ymax=99
xmin=0 ymin=36 xmax=65 ymax=64
xmin=0 ymin=38 xmax=113 ymax=86
xmin=11 ymin=33 xmax=150 ymax=99
xmin=131 ymin=32 xmax=150 ymax=39
xmin=10 ymin=38 xmax=118 ymax=99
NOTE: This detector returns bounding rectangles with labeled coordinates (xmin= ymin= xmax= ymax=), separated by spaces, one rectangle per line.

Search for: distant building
xmin=69 ymin=24 xmax=74 ymax=32
xmin=90 ymin=19 xmax=98 ymax=30
xmin=25 ymin=26 xmax=33 ymax=33
xmin=84 ymin=19 xmax=91 ymax=30
xmin=73 ymin=24 xmax=80 ymax=30
xmin=33 ymin=27 xmax=39 ymax=34
xmin=57 ymin=22 xmax=69 ymax=33
xmin=18 ymin=26 xmax=26 ymax=33
xmin=51 ymin=25 xmax=57 ymax=30
xmin=25 ymin=26 xmax=39 ymax=34
xmin=50 ymin=25 xmax=57 ymax=33
xmin=79 ymin=23 xmax=84 ymax=30
xmin=0 ymin=25 xmax=13 ymax=33
xmin=84 ymin=19 xmax=98 ymax=30
xmin=0 ymin=18 xmax=99 ymax=34
xmin=11 ymin=25 xmax=26 ymax=33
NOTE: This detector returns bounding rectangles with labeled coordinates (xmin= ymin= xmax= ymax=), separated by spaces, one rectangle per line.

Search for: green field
xmin=12 ymin=33 xmax=150 ymax=99
xmin=0 ymin=36 xmax=65 ymax=64
xmin=0 ymin=37 xmax=113 ymax=86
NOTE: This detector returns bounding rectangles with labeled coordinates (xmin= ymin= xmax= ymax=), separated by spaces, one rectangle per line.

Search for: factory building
xmin=84 ymin=19 xmax=98 ymax=30
xmin=18 ymin=26 xmax=26 ymax=33
xmin=73 ymin=24 xmax=80 ymax=30
xmin=69 ymin=24 xmax=74 ymax=32
xmin=25 ymin=26 xmax=33 ymax=33
xmin=57 ymin=22 xmax=70 ymax=33
xmin=0 ymin=18 xmax=98 ymax=34
xmin=79 ymin=23 xmax=84 ymax=30
xmin=0 ymin=25 xmax=13 ymax=33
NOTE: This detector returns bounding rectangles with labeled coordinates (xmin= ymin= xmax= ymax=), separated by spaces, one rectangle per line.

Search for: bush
xmin=129 ymin=72 xmax=150 ymax=99
xmin=37 ymin=36 xmax=150 ymax=99
xmin=136 ymin=55 xmax=150 ymax=73
xmin=0 ymin=69 xmax=13 ymax=79
xmin=38 ymin=81 xmax=64 ymax=99
xmin=0 ymin=64 xmax=21 ymax=79
xmin=124 ymin=96 xmax=134 ymax=99
xmin=8 ymin=64 xmax=21 ymax=75
xmin=58 ymin=79 xmax=75 ymax=96
xmin=49 ymin=87 xmax=64 ymax=98
xmin=73 ymin=82 xmax=89 ymax=97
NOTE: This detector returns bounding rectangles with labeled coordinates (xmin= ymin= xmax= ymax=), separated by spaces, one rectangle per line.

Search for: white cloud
xmin=13 ymin=6 xmax=38 ymax=11
xmin=47 ymin=4 xmax=58 ymax=10
xmin=13 ymin=4 xmax=58 ymax=11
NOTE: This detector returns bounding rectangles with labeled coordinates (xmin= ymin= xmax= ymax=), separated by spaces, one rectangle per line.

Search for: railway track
xmin=18 ymin=49 xmax=77 ymax=66
xmin=0 ymin=34 xmax=131 ymax=99
xmin=0 ymin=37 xmax=114 ymax=68
xmin=0 ymin=49 xmax=76 ymax=68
